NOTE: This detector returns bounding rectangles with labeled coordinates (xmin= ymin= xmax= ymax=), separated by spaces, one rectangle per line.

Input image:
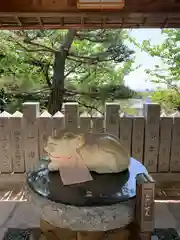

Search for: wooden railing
xmin=0 ymin=101 xmax=179 ymax=184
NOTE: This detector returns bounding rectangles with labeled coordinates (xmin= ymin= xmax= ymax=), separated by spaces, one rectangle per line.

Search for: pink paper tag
xmin=59 ymin=156 xmax=93 ymax=185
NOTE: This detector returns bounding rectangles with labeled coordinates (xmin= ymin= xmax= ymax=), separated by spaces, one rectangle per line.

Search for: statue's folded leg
xmin=48 ymin=162 xmax=59 ymax=171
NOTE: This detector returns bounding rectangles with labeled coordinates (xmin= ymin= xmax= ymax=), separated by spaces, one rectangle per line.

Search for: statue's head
xmin=44 ymin=132 xmax=85 ymax=157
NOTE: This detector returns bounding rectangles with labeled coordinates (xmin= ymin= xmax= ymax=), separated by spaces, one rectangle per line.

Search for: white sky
xmin=124 ymin=29 xmax=166 ymax=91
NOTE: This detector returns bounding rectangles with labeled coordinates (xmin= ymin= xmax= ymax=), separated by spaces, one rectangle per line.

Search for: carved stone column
xmin=135 ymin=173 xmax=155 ymax=240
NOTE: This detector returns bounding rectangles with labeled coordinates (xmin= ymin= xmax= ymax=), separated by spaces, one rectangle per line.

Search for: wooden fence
xmin=0 ymin=101 xmax=179 ymax=184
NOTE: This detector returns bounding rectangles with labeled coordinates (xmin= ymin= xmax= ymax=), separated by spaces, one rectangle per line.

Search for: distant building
xmin=145 ymin=97 xmax=151 ymax=103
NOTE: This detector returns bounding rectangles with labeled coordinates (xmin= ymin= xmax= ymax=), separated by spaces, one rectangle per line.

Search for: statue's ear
xmin=75 ymin=133 xmax=85 ymax=147
xmin=44 ymin=137 xmax=51 ymax=152
xmin=76 ymin=133 xmax=84 ymax=139
xmin=63 ymin=132 xmax=74 ymax=139
xmin=47 ymin=136 xmax=52 ymax=142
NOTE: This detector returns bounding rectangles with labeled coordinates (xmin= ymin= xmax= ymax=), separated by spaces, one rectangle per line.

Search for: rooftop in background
xmin=0 ymin=0 xmax=180 ymax=29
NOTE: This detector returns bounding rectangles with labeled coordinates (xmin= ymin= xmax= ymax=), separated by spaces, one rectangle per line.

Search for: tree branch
xmin=65 ymin=88 xmax=100 ymax=100
xmin=76 ymin=34 xmax=108 ymax=43
xmin=67 ymin=56 xmax=90 ymax=64
xmin=64 ymin=62 xmax=82 ymax=78
xmin=8 ymin=33 xmax=56 ymax=53
xmin=23 ymin=39 xmax=56 ymax=53
xmin=76 ymin=99 xmax=103 ymax=115
xmin=156 ymin=79 xmax=180 ymax=94
xmin=26 ymin=58 xmax=52 ymax=87
xmin=68 ymin=50 xmax=120 ymax=64
xmin=75 ymin=30 xmax=108 ymax=43
xmin=8 ymin=36 xmax=54 ymax=53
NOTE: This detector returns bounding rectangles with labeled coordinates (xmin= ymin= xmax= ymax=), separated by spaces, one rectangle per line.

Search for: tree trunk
xmin=48 ymin=29 xmax=77 ymax=115
xmin=48 ymin=51 xmax=65 ymax=115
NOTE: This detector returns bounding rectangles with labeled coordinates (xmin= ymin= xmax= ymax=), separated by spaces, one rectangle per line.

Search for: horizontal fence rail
xmin=0 ymin=101 xmax=179 ymax=183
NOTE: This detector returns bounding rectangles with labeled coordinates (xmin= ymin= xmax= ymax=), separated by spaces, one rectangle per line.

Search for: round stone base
xmin=39 ymin=219 xmax=131 ymax=240
xmin=26 ymin=185 xmax=134 ymax=231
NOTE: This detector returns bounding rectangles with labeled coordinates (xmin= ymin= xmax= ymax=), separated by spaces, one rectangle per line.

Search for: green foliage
xmin=139 ymin=29 xmax=180 ymax=110
xmin=0 ymin=29 xmax=136 ymax=112
xmin=151 ymin=89 xmax=180 ymax=111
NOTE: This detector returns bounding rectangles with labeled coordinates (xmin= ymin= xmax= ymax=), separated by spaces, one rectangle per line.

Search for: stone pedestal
xmin=39 ymin=219 xmax=76 ymax=240
xmin=26 ymin=166 xmax=155 ymax=240
xmin=39 ymin=218 xmax=131 ymax=240
xmin=27 ymin=186 xmax=134 ymax=232
xmin=26 ymin=185 xmax=135 ymax=240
